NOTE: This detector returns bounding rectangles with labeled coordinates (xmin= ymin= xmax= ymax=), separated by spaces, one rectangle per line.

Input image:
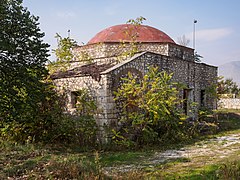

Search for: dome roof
xmin=87 ymin=24 xmax=175 ymax=44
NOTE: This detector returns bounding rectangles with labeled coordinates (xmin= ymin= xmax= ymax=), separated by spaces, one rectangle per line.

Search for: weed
xmin=217 ymin=161 xmax=240 ymax=179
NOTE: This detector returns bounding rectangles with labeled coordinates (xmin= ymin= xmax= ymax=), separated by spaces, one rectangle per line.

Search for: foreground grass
xmin=0 ymin=110 xmax=240 ymax=179
xmin=145 ymin=155 xmax=240 ymax=180
xmin=104 ymin=129 xmax=240 ymax=179
xmin=0 ymin=143 xmax=106 ymax=179
xmin=1 ymin=137 xmax=239 ymax=179
xmin=143 ymin=132 xmax=240 ymax=179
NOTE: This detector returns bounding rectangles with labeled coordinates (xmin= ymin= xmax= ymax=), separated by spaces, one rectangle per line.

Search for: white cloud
xmin=196 ymin=28 xmax=233 ymax=42
xmin=56 ymin=12 xmax=76 ymax=19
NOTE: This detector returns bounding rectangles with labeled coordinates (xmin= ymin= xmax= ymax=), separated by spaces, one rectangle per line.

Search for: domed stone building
xmin=52 ymin=24 xmax=217 ymax=132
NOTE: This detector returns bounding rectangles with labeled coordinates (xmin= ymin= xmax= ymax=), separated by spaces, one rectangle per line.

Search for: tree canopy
xmin=48 ymin=33 xmax=78 ymax=74
xmin=218 ymin=77 xmax=240 ymax=96
xmin=0 ymin=0 xmax=50 ymax=128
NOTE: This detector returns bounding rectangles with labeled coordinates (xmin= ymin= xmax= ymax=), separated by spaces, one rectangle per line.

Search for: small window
xmin=70 ymin=89 xmax=97 ymax=115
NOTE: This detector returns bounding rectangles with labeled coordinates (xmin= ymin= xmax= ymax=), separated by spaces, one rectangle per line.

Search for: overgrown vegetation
xmin=0 ymin=3 xmax=239 ymax=178
xmin=0 ymin=143 xmax=108 ymax=179
xmin=48 ymin=33 xmax=93 ymax=75
xmin=218 ymin=76 xmax=240 ymax=98
xmin=112 ymin=66 xmax=189 ymax=146
xmin=0 ymin=0 xmax=61 ymax=143
xmin=48 ymin=33 xmax=78 ymax=74
xmin=117 ymin=16 xmax=146 ymax=61
xmin=0 ymin=0 xmax=97 ymax=146
xmin=1 ymin=111 xmax=239 ymax=179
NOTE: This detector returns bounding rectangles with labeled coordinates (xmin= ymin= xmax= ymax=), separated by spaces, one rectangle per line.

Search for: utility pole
xmin=193 ymin=19 xmax=197 ymax=51
xmin=68 ymin=29 xmax=71 ymax=38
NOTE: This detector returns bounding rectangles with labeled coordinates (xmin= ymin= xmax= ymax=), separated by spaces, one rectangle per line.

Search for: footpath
xmin=104 ymin=131 xmax=240 ymax=175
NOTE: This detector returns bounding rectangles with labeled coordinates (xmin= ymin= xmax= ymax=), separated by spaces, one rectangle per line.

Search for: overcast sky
xmin=23 ymin=0 xmax=240 ymax=66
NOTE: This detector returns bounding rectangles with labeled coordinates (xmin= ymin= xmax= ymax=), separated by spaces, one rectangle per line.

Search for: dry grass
xmin=1 ymin=111 xmax=240 ymax=179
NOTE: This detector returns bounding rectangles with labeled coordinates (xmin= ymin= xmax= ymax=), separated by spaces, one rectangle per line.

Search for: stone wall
xmin=102 ymin=52 xmax=217 ymax=123
xmin=218 ymin=98 xmax=240 ymax=109
xmin=54 ymin=50 xmax=217 ymax=129
xmin=53 ymin=39 xmax=217 ymax=140
xmin=73 ymin=42 xmax=168 ymax=60
xmin=53 ymin=74 xmax=109 ymax=127
xmin=70 ymin=42 xmax=194 ymax=69
xmin=168 ymin=43 xmax=194 ymax=61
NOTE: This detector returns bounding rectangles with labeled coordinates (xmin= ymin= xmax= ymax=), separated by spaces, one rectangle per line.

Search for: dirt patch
xmin=104 ymin=132 xmax=240 ymax=174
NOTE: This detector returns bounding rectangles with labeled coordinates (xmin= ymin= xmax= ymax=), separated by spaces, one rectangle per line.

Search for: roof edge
xmin=101 ymin=52 xmax=147 ymax=75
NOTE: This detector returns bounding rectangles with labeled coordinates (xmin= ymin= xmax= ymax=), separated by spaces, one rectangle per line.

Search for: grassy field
xmin=1 ymin=109 xmax=240 ymax=179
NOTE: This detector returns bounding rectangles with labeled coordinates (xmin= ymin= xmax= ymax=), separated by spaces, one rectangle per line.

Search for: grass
xmin=216 ymin=108 xmax=240 ymax=113
xmin=117 ymin=149 xmax=240 ymax=179
xmin=170 ymin=164 xmax=219 ymax=180
xmin=0 ymin=109 xmax=240 ymax=179
xmin=0 ymin=143 xmax=108 ymax=179
xmin=160 ymin=157 xmax=240 ymax=180
xmin=147 ymin=164 xmax=219 ymax=180
xmin=101 ymin=150 xmax=153 ymax=166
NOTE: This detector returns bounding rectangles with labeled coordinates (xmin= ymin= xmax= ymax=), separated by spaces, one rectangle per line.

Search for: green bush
xmin=0 ymin=86 xmax=98 ymax=148
xmin=112 ymin=66 xmax=188 ymax=146
xmin=52 ymin=115 xmax=98 ymax=147
xmin=0 ymin=84 xmax=64 ymax=143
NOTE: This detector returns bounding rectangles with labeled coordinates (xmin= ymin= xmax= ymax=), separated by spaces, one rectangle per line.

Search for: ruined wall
xmin=218 ymin=98 xmax=240 ymax=109
xmin=196 ymin=63 xmax=218 ymax=109
xmin=53 ymin=51 xmax=217 ymax=131
xmin=53 ymin=75 xmax=109 ymax=128
xmin=53 ymin=41 xmax=216 ymax=135
xmin=69 ymin=42 xmax=194 ymax=69
xmin=168 ymin=43 xmax=194 ymax=61
xmin=73 ymin=42 xmax=168 ymax=60
xmin=102 ymin=52 xmax=217 ymax=123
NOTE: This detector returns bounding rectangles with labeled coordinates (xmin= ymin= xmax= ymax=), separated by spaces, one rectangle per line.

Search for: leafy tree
xmin=49 ymin=33 xmax=93 ymax=74
xmin=113 ymin=67 xmax=186 ymax=146
xmin=49 ymin=33 xmax=77 ymax=73
xmin=218 ymin=77 xmax=240 ymax=97
xmin=53 ymin=33 xmax=77 ymax=62
xmin=75 ymin=89 xmax=97 ymax=117
xmin=0 ymin=0 xmax=59 ymax=142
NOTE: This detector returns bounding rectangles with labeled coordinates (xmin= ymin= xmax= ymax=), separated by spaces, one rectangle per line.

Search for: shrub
xmin=0 ymin=86 xmax=98 ymax=148
xmin=112 ymin=66 xmax=187 ymax=146
xmin=0 ymin=83 xmax=64 ymax=143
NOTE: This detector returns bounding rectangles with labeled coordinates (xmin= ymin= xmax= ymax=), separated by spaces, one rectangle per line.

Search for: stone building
xmin=52 ymin=24 xmax=217 ymax=131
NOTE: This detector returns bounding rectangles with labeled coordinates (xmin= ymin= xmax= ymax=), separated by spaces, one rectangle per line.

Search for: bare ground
xmin=104 ymin=131 xmax=240 ymax=175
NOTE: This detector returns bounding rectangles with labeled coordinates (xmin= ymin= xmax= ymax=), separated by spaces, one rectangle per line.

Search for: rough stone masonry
xmin=51 ymin=24 xmax=218 ymax=139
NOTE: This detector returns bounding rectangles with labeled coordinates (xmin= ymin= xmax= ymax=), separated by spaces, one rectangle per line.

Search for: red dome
xmin=87 ymin=24 xmax=175 ymax=44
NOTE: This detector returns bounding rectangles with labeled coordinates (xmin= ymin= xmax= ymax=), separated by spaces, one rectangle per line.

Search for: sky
xmin=23 ymin=0 xmax=240 ymax=66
